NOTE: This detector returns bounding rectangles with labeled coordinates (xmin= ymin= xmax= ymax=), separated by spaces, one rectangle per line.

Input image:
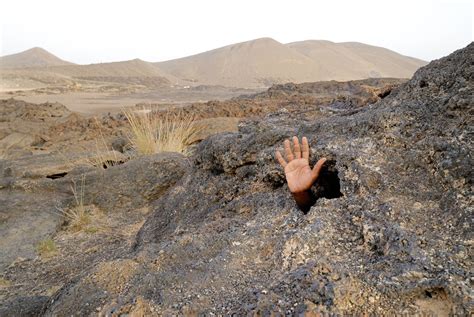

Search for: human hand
xmin=275 ymin=136 xmax=326 ymax=194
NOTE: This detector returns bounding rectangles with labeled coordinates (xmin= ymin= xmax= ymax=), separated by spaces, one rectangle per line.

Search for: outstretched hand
xmin=276 ymin=136 xmax=326 ymax=193
xmin=276 ymin=136 xmax=326 ymax=213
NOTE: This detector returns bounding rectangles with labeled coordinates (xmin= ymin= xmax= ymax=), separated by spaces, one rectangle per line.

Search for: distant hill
xmin=157 ymin=38 xmax=427 ymax=88
xmin=0 ymin=54 xmax=178 ymax=90
xmin=1 ymin=40 xmax=427 ymax=89
xmin=46 ymin=59 xmax=171 ymax=78
xmin=44 ymin=59 xmax=179 ymax=85
xmin=156 ymin=38 xmax=328 ymax=88
xmin=0 ymin=47 xmax=74 ymax=68
xmin=287 ymin=40 xmax=426 ymax=80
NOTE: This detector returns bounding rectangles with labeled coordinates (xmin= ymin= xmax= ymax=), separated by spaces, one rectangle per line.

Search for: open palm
xmin=276 ymin=136 xmax=326 ymax=193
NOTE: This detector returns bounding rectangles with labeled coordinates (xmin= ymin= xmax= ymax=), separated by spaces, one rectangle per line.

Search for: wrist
xmin=291 ymin=189 xmax=316 ymax=213
xmin=290 ymin=188 xmax=312 ymax=195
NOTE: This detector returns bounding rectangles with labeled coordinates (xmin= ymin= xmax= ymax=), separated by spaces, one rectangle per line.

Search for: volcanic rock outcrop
xmin=36 ymin=44 xmax=473 ymax=315
xmin=0 ymin=43 xmax=471 ymax=316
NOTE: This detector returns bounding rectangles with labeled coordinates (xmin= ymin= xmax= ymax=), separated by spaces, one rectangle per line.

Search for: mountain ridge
xmin=157 ymin=37 xmax=427 ymax=87
xmin=1 ymin=38 xmax=427 ymax=88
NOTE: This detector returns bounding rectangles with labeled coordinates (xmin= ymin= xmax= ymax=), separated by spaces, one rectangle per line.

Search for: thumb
xmin=311 ymin=158 xmax=327 ymax=181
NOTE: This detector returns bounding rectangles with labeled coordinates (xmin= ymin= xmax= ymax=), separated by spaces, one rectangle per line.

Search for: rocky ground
xmin=0 ymin=44 xmax=472 ymax=316
xmin=0 ymin=81 xmax=261 ymax=114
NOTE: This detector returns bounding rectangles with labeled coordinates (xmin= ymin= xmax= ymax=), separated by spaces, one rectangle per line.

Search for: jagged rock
xmin=146 ymin=78 xmax=405 ymax=121
xmin=0 ymin=98 xmax=129 ymax=157
xmin=0 ymin=99 xmax=70 ymax=122
xmin=40 ymin=44 xmax=473 ymax=315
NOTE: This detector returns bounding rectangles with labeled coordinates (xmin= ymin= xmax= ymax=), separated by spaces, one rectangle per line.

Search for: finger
xmin=275 ymin=150 xmax=287 ymax=168
xmin=284 ymin=139 xmax=294 ymax=161
xmin=311 ymin=158 xmax=327 ymax=181
xmin=302 ymin=137 xmax=310 ymax=160
xmin=293 ymin=136 xmax=301 ymax=159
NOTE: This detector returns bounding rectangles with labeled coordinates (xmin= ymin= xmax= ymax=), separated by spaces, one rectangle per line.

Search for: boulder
xmin=64 ymin=152 xmax=189 ymax=211
xmin=0 ymin=150 xmax=126 ymax=179
xmin=0 ymin=152 xmax=188 ymax=273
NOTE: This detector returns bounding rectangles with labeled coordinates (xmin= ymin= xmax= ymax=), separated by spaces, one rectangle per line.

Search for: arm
xmin=276 ymin=136 xmax=326 ymax=212
xmin=291 ymin=190 xmax=317 ymax=213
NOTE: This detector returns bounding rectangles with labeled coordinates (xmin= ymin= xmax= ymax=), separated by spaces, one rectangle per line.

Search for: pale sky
xmin=0 ymin=0 xmax=472 ymax=64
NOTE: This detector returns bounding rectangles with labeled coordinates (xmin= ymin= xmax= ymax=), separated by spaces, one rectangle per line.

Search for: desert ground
xmin=0 ymin=86 xmax=260 ymax=114
xmin=0 ymin=40 xmax=471 ymax=316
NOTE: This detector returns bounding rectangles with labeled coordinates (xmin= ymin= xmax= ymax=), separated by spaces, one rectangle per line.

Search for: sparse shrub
xmin=53 ymin=174 xmax=104 ymax=232
xmin=62 ymin=174 xmax=92 ymax=231
xmin=37 ymin=238 xmax=57 ymax=257
xmin=123 ymin=107 xmax=197 ymax=155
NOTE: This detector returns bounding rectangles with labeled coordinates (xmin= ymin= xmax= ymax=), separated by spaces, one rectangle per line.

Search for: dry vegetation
xmin=36 ymin=238 xmax=57 ymax=257
xmin=58 ymin=174 xmax=92 ymax=232
xmin=123 ymin=107 xmax=198 ymax=155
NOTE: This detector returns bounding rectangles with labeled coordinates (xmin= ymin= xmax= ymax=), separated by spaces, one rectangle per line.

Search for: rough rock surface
xmin=0 ymin=78 xmax=402 ymax=157
xmin=0 ymin=152 xmax=187 ymax=273
xmin=145 ymin=78 xmax=405 ymax=120
xmin=36 ymin=44 xmax=473 ymax=315
xmin=59 ymin=152 xmax=189 ymax=212
xmin=0 ymin=98 xmax=127 ymax=158
xmin=0 ymin=189 xmax=65 ymax=271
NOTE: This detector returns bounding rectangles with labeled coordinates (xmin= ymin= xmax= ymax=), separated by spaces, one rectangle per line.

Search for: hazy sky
xmin=1 ymin=0 xmax=472 ymax=64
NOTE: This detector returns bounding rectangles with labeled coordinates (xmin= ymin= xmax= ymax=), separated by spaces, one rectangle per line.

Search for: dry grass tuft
xmin=53 ymin=174 xmax=104 ymax=233
xmin=67 ymin=174 xmax=91 ymax=231
xmin=123 ymin=107 xmax=198 ymax=155
xmin=37 ymin=238 xmax=57 ymax=257
xmin=60 ymin=174 xmax=92 ymax=231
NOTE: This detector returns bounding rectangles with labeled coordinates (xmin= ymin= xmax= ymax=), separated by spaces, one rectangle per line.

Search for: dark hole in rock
xmin=423 ymin=287 xmax=447 ymax=299
xmin=314 ymin=160 xmax=343 ymax=200
xmin=46 ymin=172 xmax=68 ymax=179
xmin=419 ymin=80 xmax=428 ymax=88
xmin=377 ymin=89 xmax=392 ymax=99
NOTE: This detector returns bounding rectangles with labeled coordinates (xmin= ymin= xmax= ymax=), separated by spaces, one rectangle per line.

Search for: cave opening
xmin=377 ymin=89 xmax=392 ymax=99
xmin=313 ymin=160 xmax=343 ymax=200
xmin=46 ymin=172 xmax=68 ymax=179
